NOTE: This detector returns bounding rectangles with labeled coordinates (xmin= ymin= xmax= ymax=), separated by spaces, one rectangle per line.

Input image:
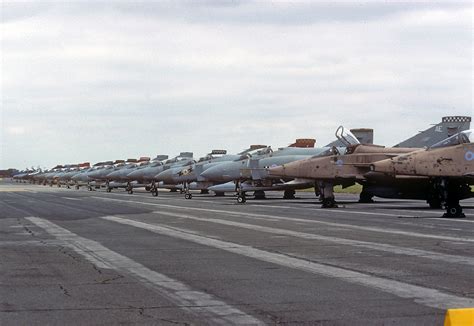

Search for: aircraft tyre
xmin=321 ymin=197 xmax=338 ymax=208
xmin=127 ymin=189 xmax=133 ymax=194
xmin=358 ymin=191 xmax=374 ymax=203
xmin=283 ymin=190 xmax=296 ymax=199
xmin=152 ymin=190 xmax=158 ymax=197
xmin=443 ymin=203 xmax=465 ymax=218
xmin=106 ymin=187 xmax=112 ymax=193
xmin=254 ymin=190 xmax=266 ymax=200
xmin=237 ymin=195 xmax=246 ymax=204
xmin=185 ymin=193 xmax=192 ymax=199
xmin=75 ymin=185 xmax=80 ymax=190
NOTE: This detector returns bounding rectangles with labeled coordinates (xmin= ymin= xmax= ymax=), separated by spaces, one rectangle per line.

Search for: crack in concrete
xmin=100 ymin=274 xmax=124 ymax=284
xmin=58 ymin=284 xmax=71 ymax=297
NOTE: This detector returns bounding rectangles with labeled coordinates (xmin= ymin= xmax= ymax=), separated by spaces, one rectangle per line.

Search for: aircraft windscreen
xmin=235 ymin=146 xmax=272 ymax=161
xmin=335 ymin=126 xmax=360 ymax=147
xmin=198 ymin=154 xmax=213 ymax=162
xmin=430 ymin=130 xmax=474 ymax=149
xmin=465 ymin=130 xmax=474 ymax=143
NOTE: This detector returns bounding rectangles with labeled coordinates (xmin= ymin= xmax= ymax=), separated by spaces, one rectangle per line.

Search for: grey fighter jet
xmin=105 ymin=157 xmax=150 ymax=193
xmin=126 ymin=153 xmax=194 ymax=196
xmin=157 ymin=147 xmax=266 ymax=199
xmin=201 ymin=139 xmax=330 ymax=202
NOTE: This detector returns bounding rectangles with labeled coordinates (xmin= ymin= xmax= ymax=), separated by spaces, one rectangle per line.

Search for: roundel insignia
xmin=336 ymin=159 xmax=344 ymax=166
xmin=465 ymin=151 xmax=474 ymax=161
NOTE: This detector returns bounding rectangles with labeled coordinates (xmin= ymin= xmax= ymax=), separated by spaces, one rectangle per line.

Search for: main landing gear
xmin=254 ymin=190 xmax=266 ymax=200
xmin=436 ymin=178 xmax=466 ymax=218
xmin=283 ymin=189 xmax=296 ymax=199
xmin=358 ymin=189 xmax=374 ymax=203
xmin=126 ymin=182 xmax=133 ymax=194
xmin=318 ymin=181 xmax=338 ymax=208
xmin=150 ymin=181 xmax=158 ymax=197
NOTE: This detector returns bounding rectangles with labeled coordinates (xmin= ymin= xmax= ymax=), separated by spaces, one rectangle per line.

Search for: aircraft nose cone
xmin=268 ymin=165 xmax=285 ymax=177
xmin=371 ymin=159 xmax=394 ymax=174
xmin=127 ymin=170 xmax=142 ymax=180
xmin=200 ymin=165 xmax=225 ymax=181
xmin=155 ymin=169 xmax=173 ymax=183
xmin=106 ymin=171 xmax=120 ymax=180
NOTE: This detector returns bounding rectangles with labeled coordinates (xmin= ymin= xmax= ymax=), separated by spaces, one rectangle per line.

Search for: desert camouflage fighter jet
xmin=268 ymin=127 xmax=426 ymax=207
xmin=268 ymin=116 xmax=471 ymax=207
xmin=371 ymin=129 xmax=474 ymax=218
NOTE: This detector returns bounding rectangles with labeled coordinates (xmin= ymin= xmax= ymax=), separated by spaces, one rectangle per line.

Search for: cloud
xmin=5 ymin=126 xmax=26 ymax=135
xmin=1 ymin=1 xmax=472 ymax=168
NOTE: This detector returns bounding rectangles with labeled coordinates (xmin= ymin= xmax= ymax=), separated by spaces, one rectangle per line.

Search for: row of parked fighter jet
xmin=13 ymin=116 xmax=474 ymax=218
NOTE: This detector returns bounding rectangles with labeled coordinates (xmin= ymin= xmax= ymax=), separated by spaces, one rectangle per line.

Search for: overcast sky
xmin=1 ymin=1 xmax=472 ymax=169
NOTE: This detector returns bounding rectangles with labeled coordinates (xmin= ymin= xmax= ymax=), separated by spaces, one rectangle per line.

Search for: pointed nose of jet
xmin=268 ymin=165 xmax=286 ymax=177
xmin=127 ymin=169 xmax=143 ymax=180
xmin=155 ymin=169 xmax=174 ymax=183
xmin=71 ymin=173 xmax=81 ymax=181
xmin=200 ymin=162 xmax=239 ymax=182
xmin=370 ymin=158 xmax=395 ymax=174
xmin=199 ymin=166 xmax=221 ymax=181
xmin=268 ymin=161 xmax=304 ymax=178
xmin=106 ymin=170 xmax=121 ymax=180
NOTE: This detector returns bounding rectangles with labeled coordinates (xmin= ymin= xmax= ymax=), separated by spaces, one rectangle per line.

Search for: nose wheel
xmin=126 ymin=182 xmax=133 ymax=194
xmin=183 ymin=182 xmax=192 ymax=199
xmin=235 ymin=180 xmax=247 ymax=204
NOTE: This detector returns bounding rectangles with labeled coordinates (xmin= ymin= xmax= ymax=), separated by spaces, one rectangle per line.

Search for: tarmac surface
xmin=1 ymin=181 xmax=473 ymax=325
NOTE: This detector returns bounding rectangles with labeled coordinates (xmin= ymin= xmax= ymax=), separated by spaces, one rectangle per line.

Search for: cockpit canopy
xmin=335 ymin=126 xmax=360 ymax=147
xmin=235 ymin=146 xmax=273 ymax=161
xmin=430 ymin=129 xmax=474 ymax=149
xmin=150 ymin=161 xmax=163 ymax=167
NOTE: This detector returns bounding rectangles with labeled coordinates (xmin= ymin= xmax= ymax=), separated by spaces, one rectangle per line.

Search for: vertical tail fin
xmin=394 ymin=116 xmax=471 ymax=148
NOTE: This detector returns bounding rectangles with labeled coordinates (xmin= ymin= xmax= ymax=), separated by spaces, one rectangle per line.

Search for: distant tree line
xmin=0 ymin=169 xmax=19 ymax=177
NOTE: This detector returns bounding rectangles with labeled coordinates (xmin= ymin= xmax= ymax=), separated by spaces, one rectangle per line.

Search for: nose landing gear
xmin=235 ymin=180 xmax=246 ymax=204
xmin=150 ymin=181 xmax=158 ymax=197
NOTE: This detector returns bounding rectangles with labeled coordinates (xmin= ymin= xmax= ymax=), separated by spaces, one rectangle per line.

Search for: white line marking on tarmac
xmin=151 ymin=210 xmax=474 ymax=267
xmin=26 ymin=217 xmax=263 ymax=325
xmin=0 ymin=240 xmax=44 ymax=246
xmin=62 ymin=197 xmax=82 ymax=201
xmin=251 ymin=203 xmax=474 ymax=218
xmin=101 ymin=215 xmax=474 ymax=310
xmin=432 ymin=218 xmax=474 ymax=223
xmin=92 ymin=196 xmax=474 ymax=243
